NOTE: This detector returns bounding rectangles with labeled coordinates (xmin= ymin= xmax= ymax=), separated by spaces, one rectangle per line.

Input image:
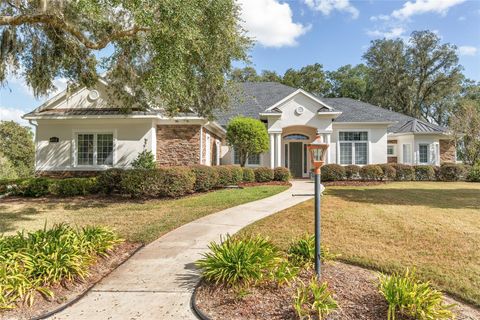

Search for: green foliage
xmin=439 ymin=163 xmax=466 ymax=181
xmin=466 ymin=163 xmax=480 ymax=182
xmin=392 ymin=164 xmax=415 ymax=181
xmin=229 ymin=166 xmax=244 ymax=184
xmin=131 ymin=150 xmax=156 ymax=169
xmin=191 ymin=165 xmax=219 ymax=192
xmin=214 ymin=166 xmax=234 ymax=187
xmin=326 ymin=64 xmax=370 ymax=100
xmin=49 ymin=178 xmax=98 ymax=197
xmin=22 ymin=178 xmax=53 ymax=197
xmin=0 ymin=224 xmax=122 ymax=309
xmin=273 ymin=167 xmax=291 ymax=182
xmin=254 ymin=167 xmax=274 ymax=182
xmin=293 ymin=279 xmax=338 ymax=320
xmin=0 ymin=121 xmax=34 ymax=178
xmin=287 ymin=234 xmax=338 ymax=267
xmin=450 ymin=98 xmax=480 ymax=165
xmin=360 ymin=165 xmax=383 ymax=181
xmin=268 ymin=258 xmax=299 ymax=287
xmin=282 ymin=63 xmax=331 ymax=96
xmin=379 ymin=164 xmax=397 ymax=181
xmin=1 ymin=1 xmax=249 ymax=117
xmin=97 ymin=168 xmax=124 ymax=194
xmin=196 ymin=235 xmax=279 ymax=288
xmin=0 ymin=153 xmax=18 ymax=180
xmin=321 ymin=164 xmax=345 ymax=181
xmin=226 ymin=117 xmax=269 ymax=167
xmin=120 ymin=168 xmax=195 ymax=198
xmin=242 ymin=168 xmax=255 ymax=182
xmin=414 ymin=165 xmax=436 ymax=181
xmin=344 ymin=164 xmax=360 ymax=180
xmin=378 ymin=269 xmax=455 ymax=320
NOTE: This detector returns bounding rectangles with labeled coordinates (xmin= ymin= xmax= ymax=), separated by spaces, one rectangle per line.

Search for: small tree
xmin=450 ymin=99 xmax=480 ymax=165
xmin=0 ymin=121 xmax=34 ymax=177
xmin=226 ymin=117 xmax=269 ymax=167
xmin=131 ymin=139 xmax=156 ymax=169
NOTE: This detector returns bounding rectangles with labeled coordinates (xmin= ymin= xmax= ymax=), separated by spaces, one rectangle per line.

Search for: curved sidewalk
xmin=50 ymin=180 xmax=313 ymax=320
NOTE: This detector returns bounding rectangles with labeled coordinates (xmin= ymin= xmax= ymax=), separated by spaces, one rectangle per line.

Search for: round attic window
xmin=295 ymin=106 xmax=305 ymax=115
xmin=88 ymin=90 xmax=100 ymax=101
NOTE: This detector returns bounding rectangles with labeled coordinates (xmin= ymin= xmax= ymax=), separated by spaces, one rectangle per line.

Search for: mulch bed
xmin=322 ymin=180 xmax=388 ymax=187
xmin=239 ymin=181 xmax=292 ymax=187
xmin=0 ymin=242 xmax=142 ymax=320
xmin=194 ymin=261 xmax=480 ymax=320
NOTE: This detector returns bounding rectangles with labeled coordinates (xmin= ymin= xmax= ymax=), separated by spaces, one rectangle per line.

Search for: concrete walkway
xmin=50 ymin=180 xmax=313 ymax=320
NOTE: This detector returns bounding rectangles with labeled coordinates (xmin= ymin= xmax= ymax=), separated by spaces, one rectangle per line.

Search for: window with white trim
xmin=339 ymin=131 xmax=368 ymax=165
xmin=387 ymin=145 xmax=396 ymax=156
xmin=402 ymin=144 xmax=412 ymax=164
xmin=419 ymin=144 xmax=429 ymax=163
xmin=77 ymin=133 xmax=113 ymax=166
xmin=233 ymin=149 xmax=260 ymax=165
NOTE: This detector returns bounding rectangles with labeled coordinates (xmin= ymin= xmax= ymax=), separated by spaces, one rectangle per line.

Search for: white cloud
xmin=391 ymin=0 xmax=466 ymax=20
xmin=370 ymin=14 xmax=390 ymax=21
xmin=367 ymin=27 xmax=406 ymax=39
xmin=0 ymin=106 xmax=29 ymax=126
xmin=304 ymin=0 xmax=359 ymax=19
xmin=238 ymin=0 xmax=309 ymax=47
xmin=458 ymin=46 xmax=478 ymax=56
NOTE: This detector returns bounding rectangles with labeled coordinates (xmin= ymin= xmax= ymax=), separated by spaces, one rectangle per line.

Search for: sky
xmin=1 ymin=0 xmax=479 ymax=126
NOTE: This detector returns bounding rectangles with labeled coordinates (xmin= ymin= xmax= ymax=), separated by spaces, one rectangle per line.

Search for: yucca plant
xmin=196 ymin=235 xmax=279 ymax=288
xmin=0 ymin=224 xmax=122 ymax=309
xmin=288 ymin=234 xmax=338 ymax=267
xmin=293 ymin=278 xmax=338 ymax=320
xmin=378 ymin=269 xmax=455 ymax=320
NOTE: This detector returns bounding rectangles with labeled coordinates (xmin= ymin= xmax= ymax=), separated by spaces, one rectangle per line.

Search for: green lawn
xmin=241 ymin=182 xmax=480 ymax=306
xmin=0 ymin=185 xmax=288 ymax=243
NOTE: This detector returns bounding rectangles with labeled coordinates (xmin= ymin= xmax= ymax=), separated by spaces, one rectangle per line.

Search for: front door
xmin=289 ymin=142 xmax=303 ymax=178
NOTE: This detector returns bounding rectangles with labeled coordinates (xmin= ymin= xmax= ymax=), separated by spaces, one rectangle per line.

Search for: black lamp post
xmin=307 ymin=134 xmax=329 ymax=278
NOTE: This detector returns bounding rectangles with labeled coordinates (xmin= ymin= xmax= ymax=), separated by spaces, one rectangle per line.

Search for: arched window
xmin=283 ymin=134 xmax=309 ymax=140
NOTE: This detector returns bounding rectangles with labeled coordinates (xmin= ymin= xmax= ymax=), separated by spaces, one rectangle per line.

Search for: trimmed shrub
xmin=120 ymin=168 xmax=195 ymax=198
xmin=321 ymin=164 xmax=345 ymax=182
xmin=254 ymin=167 xmax=274 ymax=182
xmin=0 ymin=178 xmax=28 ymax=195
xmin=273 ymin=167 xmax=291 ymax=182
xmin=360 ymin=165 xmax=383 ymax=181
xmin=392 ymin=164 xmax=415 ymax=181
xmin=23 ymin=178 xmax=53 ymax=197
xmin=97 ymin=168 xmax=124 ymax=194
xmin=414 ymin=165 xmax=435 ymax=181
xmin=215 ymin=166 xmax=233 ymax=187
xmin=50 ymin=178 xmax=98 ymax=197
xmin=344 ymin=165 xmax=360 ymax=180
xmin=466 ymin=163 xmax=480 ymax=182
xmin=229 ymin=166 xmax=244 ymax=185
xmin=379 ymin=164 xmax=396 ymax=181
xmin=242 ymin=168 xmax=255 ymax=182
xmin=191 ymin=165 xmax=219 ymax=192
xmin=439 ymin=163 xmax=466 ymax=181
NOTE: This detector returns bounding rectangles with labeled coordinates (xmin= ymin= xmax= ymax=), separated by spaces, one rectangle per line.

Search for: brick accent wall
xmin=156 ymin=125 xmax=201 ymax=166
xmin=387 ymin=140 xmax=398 ymax=144
xmin=440 ymin=139 xmax=456 ymax=164
xmin=387 ymin=156 xmax=398 ymax=164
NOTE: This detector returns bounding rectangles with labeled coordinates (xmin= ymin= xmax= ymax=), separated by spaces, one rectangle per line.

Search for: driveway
xmin=50 ymin=180 xmax=314 ymax=319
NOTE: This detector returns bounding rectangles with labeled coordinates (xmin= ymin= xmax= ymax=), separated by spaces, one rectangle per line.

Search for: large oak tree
xmin=0 ymin=0 xmax=250 ymax=117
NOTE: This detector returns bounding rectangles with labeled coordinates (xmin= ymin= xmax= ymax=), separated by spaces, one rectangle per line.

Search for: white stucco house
xmin=23 ymin=81 xmax=455 ymax=178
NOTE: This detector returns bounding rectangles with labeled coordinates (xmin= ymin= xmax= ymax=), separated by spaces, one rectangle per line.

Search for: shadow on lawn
xmin=0 ymin=206 xmax=40 ymax=233
xmin=326 ymin=188 xmax=480 ymax=210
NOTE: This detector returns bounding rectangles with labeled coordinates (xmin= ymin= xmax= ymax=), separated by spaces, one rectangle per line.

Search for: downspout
xmin=28 ymin=120 xmax=39 ymax=173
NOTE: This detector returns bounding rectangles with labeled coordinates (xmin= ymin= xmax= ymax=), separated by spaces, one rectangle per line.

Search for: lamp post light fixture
xmin=307 ymin=133 xmax=329 ymax=278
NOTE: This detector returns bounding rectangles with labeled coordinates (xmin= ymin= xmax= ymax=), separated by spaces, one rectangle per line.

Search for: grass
xmin=240 ymin=182 xmax=480 ymax=306
xmin=0 ymin=185 xmax=288 ymax=243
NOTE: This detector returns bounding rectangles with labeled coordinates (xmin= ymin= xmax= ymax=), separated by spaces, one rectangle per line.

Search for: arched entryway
xmin=282 ymin=126 xmax=317 ymax=178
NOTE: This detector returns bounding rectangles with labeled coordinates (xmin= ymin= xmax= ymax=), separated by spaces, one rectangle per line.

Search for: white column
xmin=326 ymin=133 xmax=331 ymax=164
xmin=275 ymin=133 xmax=282 ymax=167
xmin=269 ymin=133 xmax=275 ymax=169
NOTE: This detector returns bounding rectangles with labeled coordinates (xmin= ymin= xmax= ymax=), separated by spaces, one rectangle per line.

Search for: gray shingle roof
xmin=395 ymin=119 xmax=447 ymax=134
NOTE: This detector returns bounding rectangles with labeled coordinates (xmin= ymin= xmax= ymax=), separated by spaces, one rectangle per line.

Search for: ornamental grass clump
xmin=293 ymin=278 xmax=338 ymax=320
xmin=287 ymin=234 xmax=338 ymax=267
xmin=0 ymin=224 xmax=122 ymax=309
xmin=378 ymin=269 xmax=455 ymax=320
xmin=196 ymin=235 xmax=280 ymax=288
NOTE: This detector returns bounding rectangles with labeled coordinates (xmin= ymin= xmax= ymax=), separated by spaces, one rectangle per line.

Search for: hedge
xmin=321 ymin=164 xmax=345 ymax=181
xmin=97 ymin=168 xmax=124 ymax=194
xmin=392 ymin=164 xmax=415 ymax=181
xmin=49 ymin=178 xmax=98 ymax=196
xmin=191 ymin=165 xmax=219 ymax=192
xmin=467 ymin=163 xmax=480 ymax=182
xmin=439 ymin=163 xmax=466 ymax=181
xmin=359 ymin=165 xmax=383 ymax=181
xmin=379 ymin=164 xmax=396 ymax=181
xmin=344 ymin=165 xmax=360 ymax=180
xmin=414 ymin=165 xmax=435 ymax=181
xmin=273 ymin=167 xmax=291 ymax=182
xmin=242 ymin=168 xmax=255 ymax=182
xmin=254 ymin=167 xmax=274 ymax=182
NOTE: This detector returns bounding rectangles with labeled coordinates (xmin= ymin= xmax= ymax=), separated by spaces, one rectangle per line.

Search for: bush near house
xmin=274 ymin=167 xmax=291 ymax=182
xmin=414 ymin=165 xmax=436 ymax=181
xmin=229 ymin=166 xmax=244 ymax=184
xmin=466 ymin=163 xmax=480 ymax=182
xmin=242 ymin=168 xmax=255 ymax=182
xmin=379 ymin=164 xmax=396 ymax=181
xmin=321 ymin=164 xmax=345 ymax=181
xmin=392 ymin=164 xmax=416 ymax=181
xmin=439 ymin=163 xmax=466 ymax=181
xmin=49 ymin=178 xmax=98 ymax=196
xmin=255 ymin=167 xmax=274 ymax=182
xmin=191 ymin=165 xmax=219 ymax=192
xmin=344 ymin=165 xmax=360 ymax=180
xmin=214 ymin=166 xmax=234 ymax=187
xmin=97 ymin=168 xmax=124 ymax=194
xmin=359 ymin=165 xmax=383 ymax=181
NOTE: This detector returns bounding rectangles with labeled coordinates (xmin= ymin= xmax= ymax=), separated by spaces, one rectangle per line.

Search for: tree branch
xmin=0 ymin=13 xmax=149 ymax=50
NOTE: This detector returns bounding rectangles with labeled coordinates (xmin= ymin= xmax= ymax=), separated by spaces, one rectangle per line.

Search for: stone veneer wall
xmin=440 ymin=139 xmax=456 ymax=164
xmin=156 ymin=125 xmax=201 ymax=166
